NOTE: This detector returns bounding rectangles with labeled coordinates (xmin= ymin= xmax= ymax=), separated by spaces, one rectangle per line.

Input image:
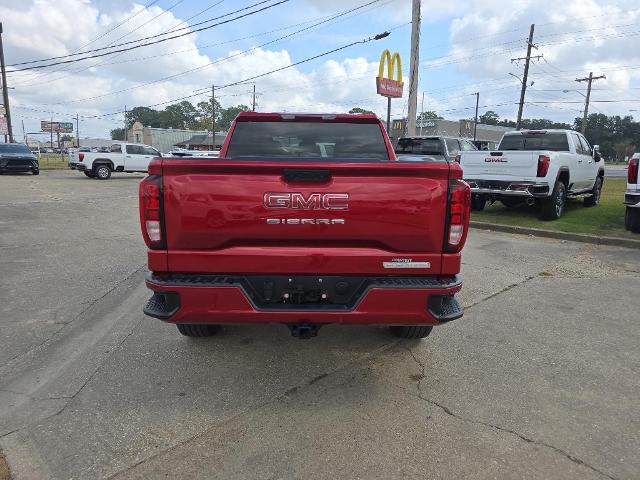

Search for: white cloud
xmin=3 ymin=0 xmax=640 ymax=138
xmin=437 ymin=0 xmax=640 ymax=120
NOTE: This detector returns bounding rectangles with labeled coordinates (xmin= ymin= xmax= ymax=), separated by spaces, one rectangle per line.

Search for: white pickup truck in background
xmin=76 ymin=142 xmax=162 ymax=179
xmin=459 ymin=129 xmax=604 ymax=220
xmin=625 ymin=153 xmax=640 ymax=233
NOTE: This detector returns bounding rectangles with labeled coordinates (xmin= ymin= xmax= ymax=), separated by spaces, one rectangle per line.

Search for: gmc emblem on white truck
xmin=263 ymin=193 xmax=349 ymax=210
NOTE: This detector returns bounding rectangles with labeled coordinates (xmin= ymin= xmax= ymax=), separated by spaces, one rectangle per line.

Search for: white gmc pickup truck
xmin=460 ymin=129 xmax=604 ymax=220
xmin=76 ymin=142 xmax=162 ymax=180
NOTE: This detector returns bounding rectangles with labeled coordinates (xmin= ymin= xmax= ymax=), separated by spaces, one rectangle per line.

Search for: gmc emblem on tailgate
xmin=485 ymin=158 xmax=507 ymax=163
xmin=263 ymin=193 xmax=349 ymax=210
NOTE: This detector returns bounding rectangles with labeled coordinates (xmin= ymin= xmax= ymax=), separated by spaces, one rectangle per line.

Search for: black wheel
xmin=625 ymin=207 xmax=640 ymax=233
xmin=500 ymin=197 xmax=523 ymax=208
xmin=32 ymin=170 xmax=39 ymax=175
xmin=584 ymin=176 xmax=603 ymax=207
xmin=538 ymin=181 xmax=566 ymax=220
xmin=176 ymin=323 xmax=221 ymax=337
xmin=471 ymin=194 xmax=486 ymax=211
xmin=389 ymin=325 xmax=433 ymax=339
xmin=94 ymin=164 xmax=111 ymax=180
xmin=84 ymin=171 xmax=95 ymax=178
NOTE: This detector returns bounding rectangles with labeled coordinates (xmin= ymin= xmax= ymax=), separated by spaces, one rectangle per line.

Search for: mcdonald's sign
xmin=376 ymin=50 xmax=403 ymax=98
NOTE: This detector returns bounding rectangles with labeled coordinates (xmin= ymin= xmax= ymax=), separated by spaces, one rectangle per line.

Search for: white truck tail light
xmin=139 ymin=175 xmax=165 ymax=249
xmin=537 ymin=155 xmax=550 ymax=177
xmin=79 ymin=153 xmax=84 ymax=162
xmin=446 ymin=180 xmax=471 ymax=252
xmin=629 ymin=157 xmax=639 ymax=184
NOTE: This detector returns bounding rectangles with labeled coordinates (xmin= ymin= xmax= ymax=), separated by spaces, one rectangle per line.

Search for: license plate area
xmin=244 ymin=275 xmax=367 ymax=310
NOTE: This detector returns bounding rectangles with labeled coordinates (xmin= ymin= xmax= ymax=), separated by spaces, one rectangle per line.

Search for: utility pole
xmin=576 ymin=72 xmax=606 ymax=134
xmin=0 ymin=23 xmax=14 ymax=142
xmin=473 ymin=92 xmax=479 ymax=141
xmin=252 ymin=84 xmax=256 ymax=111
xmin=75 ymin=113 xmax=80 ymax=147
xmin=124 ymin=105 xmax=127 ymax=141
xmin=50 ymin=115 xmax=53 ymax=150
xmin=211 ymin=85 xmax=215 ymax=134
xmin=406 ymin=0 xmax=420 ymax=136
xmin=386 ymin=98 xmax=391 ymax=134
xmin=21 ymin=119 xmax=25 ymax=144
xmin=511 ymin=24 xmax=543 ymax=130
xmin=419 ymin=91 xmax=425 ymax=135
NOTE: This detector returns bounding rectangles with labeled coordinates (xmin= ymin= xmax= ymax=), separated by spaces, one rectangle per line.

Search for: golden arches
xmin=377 ymin=49 xmax=402 ymax=83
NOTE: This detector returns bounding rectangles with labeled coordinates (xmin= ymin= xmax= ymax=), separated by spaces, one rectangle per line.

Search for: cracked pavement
xmin=1 ymin=170 xmax=639 ymax=479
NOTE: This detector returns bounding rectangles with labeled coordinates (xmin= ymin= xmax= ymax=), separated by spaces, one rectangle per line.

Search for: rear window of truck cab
xmin=395 ymin=137 xmax=443 ymax=155
xmin=225 ymin=121 xmax=389 ymax=161
xmin=499 ymin=132 xmax=570 ymax=152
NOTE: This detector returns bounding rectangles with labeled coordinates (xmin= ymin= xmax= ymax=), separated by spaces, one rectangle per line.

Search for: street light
xmin=563 ymin=89 xmax=587 ymax=98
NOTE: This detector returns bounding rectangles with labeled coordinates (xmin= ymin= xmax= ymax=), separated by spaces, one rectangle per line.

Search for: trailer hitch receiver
xmin=288 ymin=323 xmax=321 ymax=339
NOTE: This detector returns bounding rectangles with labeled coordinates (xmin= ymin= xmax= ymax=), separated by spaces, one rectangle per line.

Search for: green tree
xmin=417 ymin=111 xmax=443 ymax=120
xmin=110 ymin=128 xmax=126 ymax=140
xmin=126 ymin=106 xmax=160 ymax=129
xmin=158 ymin=101 xmax=199 ymax=129
xmin=349 ymin=107 xmax=375 ymax=114
xmin=479 ymin=110 xmax=500 ymax=125
xmin=195 ymin=98 xmax=223 ymax=130
xmin=218 ymin=104 xmax=250 ymax=131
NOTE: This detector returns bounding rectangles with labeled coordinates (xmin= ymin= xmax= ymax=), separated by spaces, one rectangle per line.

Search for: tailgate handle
xmin=490 ymin=151 xmax=503 ymax=156
xmin=283 ymin=169 xmax=331 ymax=183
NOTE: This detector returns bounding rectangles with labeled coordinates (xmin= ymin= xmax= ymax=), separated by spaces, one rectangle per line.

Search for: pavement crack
xmin=465 ymin=273 xmax=538 ymax=311
xmin=50 ymin=317 xmax=144 ymax=420
xmin=403 ymin=347 xmax=616 ymax=480
xmin=2 ymin=264 xmax=146 ymax=367
xmin=107 ymin=340 xmax=401 ymax=479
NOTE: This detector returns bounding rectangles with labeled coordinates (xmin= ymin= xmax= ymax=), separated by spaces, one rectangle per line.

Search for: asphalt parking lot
xmin=1 ymin=170 xmax=639 ymax=480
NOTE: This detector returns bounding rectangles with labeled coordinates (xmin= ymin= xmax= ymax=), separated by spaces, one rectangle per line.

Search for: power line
xmin=12 ymin=0 xmax=189 ymax=88
xmin=41 ymin=0 xmax=389 ymax=106
xmin=7 ymin=0 xmax=290 ymax=71
xmin=13 ymin=0 xmax=391 ymax=89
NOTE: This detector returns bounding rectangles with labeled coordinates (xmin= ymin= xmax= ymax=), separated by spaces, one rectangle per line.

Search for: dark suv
xmin=395 ymin=136 xmax=477 ymax=162
xmin=0 ymin=143 xmax=39 ymax=175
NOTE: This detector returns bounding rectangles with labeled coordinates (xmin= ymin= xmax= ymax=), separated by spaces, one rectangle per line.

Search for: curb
xmin=469 ymin=221 xmax=640 ymax=249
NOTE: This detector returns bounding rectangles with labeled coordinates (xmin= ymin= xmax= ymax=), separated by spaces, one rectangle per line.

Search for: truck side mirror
xmin=593 ymin=145 xmax=601 ymax=162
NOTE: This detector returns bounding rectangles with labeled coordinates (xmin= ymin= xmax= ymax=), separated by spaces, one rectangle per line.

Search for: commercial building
xmin=173 ymin=132 xmax=227 ymax=150
xmin=389 ymin=118 xmax=514 ymax=148
xmin=127 ymin=122 xmax=210 ymax=153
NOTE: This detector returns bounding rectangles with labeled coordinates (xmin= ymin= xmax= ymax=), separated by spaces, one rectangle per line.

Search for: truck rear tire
xmin=625 ymin=207 xmax=640 ymax=233
xmin=94 ymin=164 xmax=111 ymax=180
xmin=389 ymin=325 xmax=433 ymax=339
xmin=177 ymin=323 xmax=221 ymax=337
xmin=538 ymin=181 xmax=566 ymax=220
xmin=471 ymin=194 xmax=486 ymax=211
xmin=583 ymin=177 xmax=602 ymax=207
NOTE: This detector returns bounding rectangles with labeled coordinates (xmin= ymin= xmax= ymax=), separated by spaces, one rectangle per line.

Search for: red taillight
xmin=139 ymin=175 xmax=165 ymax=249
xmin=79 ymin=153 xmax=84 ymax=162
xmin=537 ymin=155 xmax=550 ymax=177
xmin=629 ymin=158 xmax=639 ymax=184
xmin=446 ymin=179 xmax=471 ymax=253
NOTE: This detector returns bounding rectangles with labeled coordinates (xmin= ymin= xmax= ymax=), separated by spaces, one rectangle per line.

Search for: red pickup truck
xmin=139 ymin=112 xmax=470 ymax=339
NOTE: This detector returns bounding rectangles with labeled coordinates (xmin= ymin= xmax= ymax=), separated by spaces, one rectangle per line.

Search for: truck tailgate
xmin=461 ymin=150 xmax=538 ymax=177
xmin=160 ymin=159 xmax=452 ymax=276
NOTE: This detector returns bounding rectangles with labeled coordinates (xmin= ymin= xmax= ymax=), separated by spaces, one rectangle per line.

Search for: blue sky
xmin=2 ymin=0 xmax=640 ymax=138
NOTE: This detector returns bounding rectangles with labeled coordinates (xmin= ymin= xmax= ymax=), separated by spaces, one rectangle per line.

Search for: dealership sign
xmin=376 ymin=50 xmax=403 ymax=98
xmin=41 ymin=121 xmax=73 ymax=133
